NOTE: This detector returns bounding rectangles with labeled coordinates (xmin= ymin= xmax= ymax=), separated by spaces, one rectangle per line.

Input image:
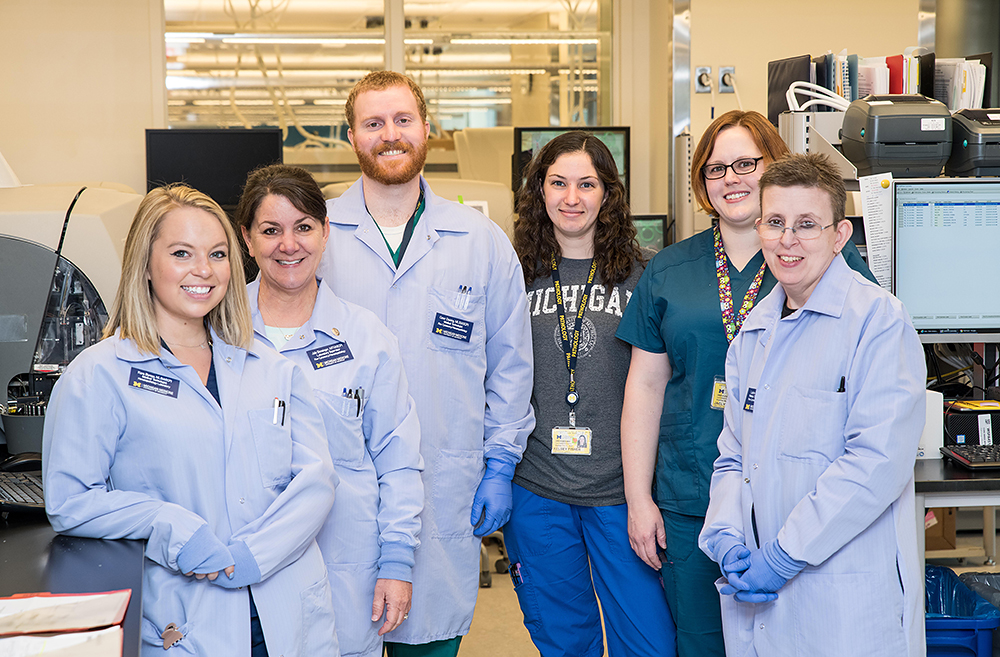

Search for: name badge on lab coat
xmin=432 ymin=313 xmax=473 ymax=342
xmin=128 ymin=367 xmax=180 ymax=398
xmin=308 ymin=342 xmax=354 ymax=369
xmin=743 ymin=387 xmax=756 ymax=413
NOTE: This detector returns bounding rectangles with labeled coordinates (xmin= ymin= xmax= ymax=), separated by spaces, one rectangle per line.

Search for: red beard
xmin=355 ymin=139 xmax=428 ymax=186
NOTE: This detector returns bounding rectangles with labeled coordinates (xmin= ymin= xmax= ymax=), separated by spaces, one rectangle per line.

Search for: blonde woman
xmin=43 ymin=185 xmax=339 ymax=656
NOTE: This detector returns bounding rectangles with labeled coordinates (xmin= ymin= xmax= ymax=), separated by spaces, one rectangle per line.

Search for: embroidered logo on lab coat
xmin=128 ymin=367 xmax=180 ymax=398
xmin=308 ymin=342 xmax=354 ymax=369
xmin=432 ymin=313 xmax=473 ymax=342
xmin=743 ymin=387 xmax=756 ymax=412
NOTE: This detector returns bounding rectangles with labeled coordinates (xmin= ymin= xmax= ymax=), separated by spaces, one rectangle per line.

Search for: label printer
xmin=840 ymin=94 xmax=952 ymax=177
xmin=946 ymin=109 xmax=1000 ymax=176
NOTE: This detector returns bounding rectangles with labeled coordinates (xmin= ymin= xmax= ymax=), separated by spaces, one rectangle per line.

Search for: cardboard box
xmin=926 ymin=507 xmax=957 ymax=551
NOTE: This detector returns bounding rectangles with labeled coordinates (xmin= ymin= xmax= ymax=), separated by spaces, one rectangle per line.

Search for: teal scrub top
xmin=616 ymin=227 xmax=875 ymax=516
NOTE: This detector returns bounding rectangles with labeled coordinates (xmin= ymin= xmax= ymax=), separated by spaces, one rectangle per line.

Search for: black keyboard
xmin=942 ymin=444 xmax=1000 ymax=469
xmin=0 ymin=471 xmax=45 ymax=513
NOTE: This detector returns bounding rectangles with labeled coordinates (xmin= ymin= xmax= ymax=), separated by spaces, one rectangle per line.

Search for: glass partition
xmin=163 ymin=1 xmax=612 ymax=183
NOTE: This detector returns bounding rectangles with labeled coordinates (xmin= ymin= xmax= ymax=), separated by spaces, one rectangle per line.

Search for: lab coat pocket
xmin=325 ymin=560 xmax=381 ymax=656
xmin=425 ymin=285 xmax=486 ymax=357
xmin=778 ymin=386 xmax=848 ymax=465
xmin=248 ymin=408 xmax=293 ymax=488
xmin=431 ymin=448 xmax=483 ymax=539
xmin=300 ymin=573 xmax=339 ymax=656
xmin=315 ymin=389 xmax=366 ymax=468
xmin=142 ymin=617 xmax=196 ymax=653
xmin=792 ymin=571 xmax=906 ymax=654
xmin=716 ymin=578 xmax=756 ymax=651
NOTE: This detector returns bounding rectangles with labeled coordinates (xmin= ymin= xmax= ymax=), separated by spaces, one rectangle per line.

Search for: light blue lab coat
xmin=318 ymin=177 xmax=534 ymax=644
xmin=42 ymin=328 xmax=340 ymax=656
xmin=699 ymin=255 xmax=927 ymax=657
xmin=248 ymin=278 xmax=424 ymax=657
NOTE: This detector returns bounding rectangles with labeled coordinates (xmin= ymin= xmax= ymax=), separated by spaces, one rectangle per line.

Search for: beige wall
xmin=686 ymin=0 xmax=920 ymax=230
xmin=0 ymin=0 xmax=166 ymax=194
xmin=613 ymin=0 xmax=672 ymax=215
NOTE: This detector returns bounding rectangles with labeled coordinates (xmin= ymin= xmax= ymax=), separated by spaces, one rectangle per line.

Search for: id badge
xmin=551 ymin=426 xmax=592 ymax=455
xmin=710 ymin=375 xmax=728 ymax=410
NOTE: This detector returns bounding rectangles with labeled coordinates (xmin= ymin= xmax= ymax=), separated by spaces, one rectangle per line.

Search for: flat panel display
xmin=146 ymin=129 xmax=283 ymax=210
xmin=893 ymin=178 xmax=1000 ymax=343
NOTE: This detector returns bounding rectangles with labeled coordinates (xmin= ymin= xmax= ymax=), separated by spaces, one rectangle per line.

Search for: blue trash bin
xmin=927 ymin=565 xmax=1000 ymax=657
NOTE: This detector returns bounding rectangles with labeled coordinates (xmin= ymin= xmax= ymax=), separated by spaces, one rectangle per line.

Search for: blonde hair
xmin=104 ymin=185 xmax=254 ymax=353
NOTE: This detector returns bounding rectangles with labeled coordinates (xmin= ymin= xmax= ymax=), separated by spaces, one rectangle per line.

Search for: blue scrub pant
xmin=502 ymin=484 xmax=676 ymax=657
xmin=659 ymin=510 xmax=724 ymax=657
xmin=249 ymin=590 xmax=268 ymax=657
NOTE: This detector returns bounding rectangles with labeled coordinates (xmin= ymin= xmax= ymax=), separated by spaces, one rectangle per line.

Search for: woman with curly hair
xmin=503 ymin=131 xmax=676 ymax=657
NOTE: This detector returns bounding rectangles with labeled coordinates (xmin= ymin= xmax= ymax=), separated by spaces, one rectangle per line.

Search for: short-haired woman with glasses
xmin=700 ymin=153 xmax=926 ymax=655
xmin=615 ymin=110 xmax=874 ymax=656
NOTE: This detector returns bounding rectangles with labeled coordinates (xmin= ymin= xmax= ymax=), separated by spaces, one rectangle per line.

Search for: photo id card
xmin=710 ymin=375 xmax=728 ymax=410
xmin=551 ymin=426 xmax=592 ymax=455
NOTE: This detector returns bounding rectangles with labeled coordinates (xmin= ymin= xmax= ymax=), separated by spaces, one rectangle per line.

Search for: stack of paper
xmin=935 ymin=58 xmax=987 ymax=110
xmin=858 ymin=57 xmax=890 ymax=96
xmin=0 ymin=589 xmax=131 ymax=657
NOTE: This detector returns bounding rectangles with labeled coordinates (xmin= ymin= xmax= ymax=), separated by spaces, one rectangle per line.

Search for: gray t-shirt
xmin=513 ymin=255 xmax=647 ymax=507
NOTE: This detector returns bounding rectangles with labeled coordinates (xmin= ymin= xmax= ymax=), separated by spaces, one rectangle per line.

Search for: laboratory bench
xmin=0 ymin=514 xmax=144 ymax=656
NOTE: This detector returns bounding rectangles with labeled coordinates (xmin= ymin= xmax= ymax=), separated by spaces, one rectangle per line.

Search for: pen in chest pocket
xmin=272 ymin=397 xmax=286 ymax=425
xmin=341 ymin=387 xmax=365 ymax=417
xmin=455 ymin=285 xmax=473 ymax=310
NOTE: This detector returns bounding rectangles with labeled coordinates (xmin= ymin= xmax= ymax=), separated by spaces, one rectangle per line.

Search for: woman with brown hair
xmin=616 ymin=110 xmax=874 ymax=656
xmin=504 ymin=130 xmax=675 ymax=656
xmin=237 ymin=164 xmax=423 ymax=657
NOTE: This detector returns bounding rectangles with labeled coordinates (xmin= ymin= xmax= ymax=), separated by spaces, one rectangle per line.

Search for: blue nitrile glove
xmin=470 ymin=460 xmax=515 ymax=537
xmin=728 ymin=539 xmax=806 ymax=595
xmin=177 ymin=524 xmax=235 ymax=575
xmin=210 ymin=540 xmax=263 ymax=589
xmin=721 ymin=544 xmax=751 ymax=579
xmin=719 ymin=580 xmax=778 ymax=604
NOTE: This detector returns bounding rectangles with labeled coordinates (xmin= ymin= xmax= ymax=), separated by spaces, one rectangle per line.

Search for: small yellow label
xmin=711 ymin=378 xmax=728 ymax=410
xmin=552 ymin=427 xmax=592 ymax=455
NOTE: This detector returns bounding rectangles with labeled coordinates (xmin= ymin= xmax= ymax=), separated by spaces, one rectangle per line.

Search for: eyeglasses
xmin=754 ymin=219 xmax=835 ymax=241
xmin=702 ymin=157 xmax=764 ymax=180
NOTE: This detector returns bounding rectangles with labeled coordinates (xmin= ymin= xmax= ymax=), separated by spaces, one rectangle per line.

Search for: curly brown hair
xmin=513 ymin=131 xmax=645 ymax=286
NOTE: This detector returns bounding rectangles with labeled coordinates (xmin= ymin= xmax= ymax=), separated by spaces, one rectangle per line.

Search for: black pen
xmin=837 ymin=376 xmax=846 ymax=393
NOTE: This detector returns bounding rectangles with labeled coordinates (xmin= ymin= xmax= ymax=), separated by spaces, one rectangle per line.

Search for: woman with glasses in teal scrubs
xmin=615 ymin=110 xmax=875 ymax=656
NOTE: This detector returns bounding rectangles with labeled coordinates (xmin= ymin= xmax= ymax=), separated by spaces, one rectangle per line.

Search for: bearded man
xmin=317 ymin=71 xmax=534 ymax=657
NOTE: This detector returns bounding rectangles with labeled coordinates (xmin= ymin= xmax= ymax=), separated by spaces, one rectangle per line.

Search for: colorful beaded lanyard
xmin=714 ymin=224 xmax=766 ymax=343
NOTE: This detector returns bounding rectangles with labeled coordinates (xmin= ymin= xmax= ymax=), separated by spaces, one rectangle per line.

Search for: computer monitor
xmin=145 ymin=129 xmax=283 ymax=211
xmin=512 ymin=127 xmax=630 ymax=204
xmin=892 ymin=177 xmax=1000 ymax=343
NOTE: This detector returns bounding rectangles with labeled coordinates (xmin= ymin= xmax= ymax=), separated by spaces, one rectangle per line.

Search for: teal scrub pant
xmin=503 ymin=484 xmax=676 ymax=657
xmin=660 ymin=510 xmax=725 ymax=657
xmin=384 ymin=637 xmax=462 ymax=657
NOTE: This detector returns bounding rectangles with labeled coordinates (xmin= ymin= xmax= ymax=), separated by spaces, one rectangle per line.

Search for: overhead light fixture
xmin=175 ymin=33 xmax=435 ymax=46
xmin=429 ymin=98 xmax=512 ymax=106
xmin=192 ymin=99 xmax=305 ymax=106
xmin=166 ymin=32 xmax=213 ymax=43
xmin=222 ymin=37 xmax=383 ymax=45
xmin=450 ymin=38 xmax=599 ymax=45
